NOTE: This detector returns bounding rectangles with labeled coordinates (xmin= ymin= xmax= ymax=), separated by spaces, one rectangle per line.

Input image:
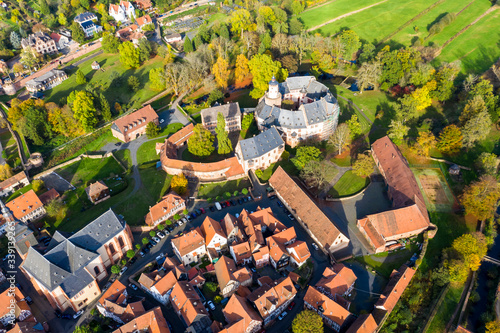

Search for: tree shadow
xmin=426 ymin=12 xmax=449 ymax=31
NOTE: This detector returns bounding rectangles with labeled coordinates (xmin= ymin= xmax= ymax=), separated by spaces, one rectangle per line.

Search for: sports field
xmin=412 ymin=168 xmax=454 ymax=212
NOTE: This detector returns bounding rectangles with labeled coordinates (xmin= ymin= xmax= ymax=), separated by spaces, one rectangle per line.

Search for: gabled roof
xmin=135 ymin=0 xmax=152 ymax=8
xmin=74 ymin=12 xmax=97 ymax=23
xmin=316 ymin=264 xmax=357 ymax=297
xmin=214 ymin=256 xmax=251 ymax=291
xmin=201 ymin=102 xmax=241 ymax=124
xmin=85 ymin=180 xmax=108 ymax=197
xmin=269 ymin=167 xmax=348 ymax=252
xmin=170 ymin=282 xmax=208 ymax=326
xmin=6 ymin=189 xmax=43 ymax=220
xmin=247 ymin=207 xmax=286 ymax=233
xmin=152 ymin=270 xmax=177 ymax=295
xmin=271 ymin=227 xmax=296 ymax=244
xmin=247 ymin=277 xmax=296 ymax=320
xmin=167 ymin=123 xmax=194 ymax=147
xmin=375 ymin=265 xmax=415 ymax=313
xmin=304 ymin=286 xmax=351 ymax=327
xmin=145 ymin=192 xmax=184 ymax=225
xmin=0 ymin=287 xmax=26 ymax=319
xmin=113 ymin=306 xmax=170 ymax=333
xmin=171 ymin=228 xmax=205 ymax=257
xmin=200 ymin=216 xmax=226 ymax=245
xmin=98 ymin=280 xmax=127 ymax=306
xmin=346 ymin=314 xmax=378 ymax=333
xmin=231 ymin=241 xmax=252 ymax=263
xmin=223 ymin=294 xmax=262 ymax=328
xmin=38 ymin=188 xmax=60 ymax=205
xmin=0 ymin=171 xmax=28 ymax=191
xmin=111 ymin=105 xmax=158 ymax=135
xmin=267 ymin=235 xmax=288 ymax=263
xmin=286 ymin=240 xmax=311 ymax=264
xmin=136 ymin=14 xmax=152 ymax=26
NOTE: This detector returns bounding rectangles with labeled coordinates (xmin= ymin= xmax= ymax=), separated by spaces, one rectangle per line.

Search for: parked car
xmin=287 ymin=302 xmax=295 ymax=311
xmin=225 ymin=200 xmax=231 ymax=207
xmin=312 ymin=243 xmax=319 ymax=251
xmin=230 ymin=200 xmax=237 ymax=206
xmin=209 ymin=205 xmax=215 ymax=212
xmin=200 ymin=208 xmax=206 ymax=214
xmin=284 ymin=208 xmax=290 ymax=215
xmin=181 ymin=217 xmax=188 ymax=224
xmin=207 ymin=301 xmax=216 ymax=310
xmin=114 ymin=142 xmax=121 ymax=147
xmin=61 ymin=314 xmax=72 ymax=320
xmin=157 ymin=231 xmax=165 ymax=239
xmin=160 ymin=119 xmax=165 ymax=124
xmin=277 ymin=200 xmax=283 ymax=207
xmin=269 ymin=195 xmax=276 ymax=200
xmin=251 ymin=267 xmax=257 ymax=273
xmin=215 ymin=202 xmax=222 ymax=210
xmin=129 ymin=283 xmax=138 ymax=291
xmin=73 ymin=310 xmax=84 ymax=319
xmin=237 ymin=198 xmax=243 ymax=205
xmin=221 ymin=201 xmax=227 ymax=208
xmin=54 ymin=309 xmax=62 ymax=318
xmin=195 ymin=209 xmax=202 ymax=215
xmin=278 ymin=312 xmax=288 ymax=320
xmin=178 ymin=220 xmax=184 ymax=226
xmin=248 ymin=196 xmax=253 ymax=201
xmin=164 ymin=229 xmax=170 ymax=235
xmin=243 ymin=196 xmax=248 ymax=203
xmin=153 ymin=236 xmax=161 ymax=243
xmin=146 ymin=243 xmax=153 ymax=249
xmin=139 ymin=251 xmax=145 ymax=257
xmin=149 ymin=239 xmax=157 ymax=246
xmin=143 ymin=247 xmax=150 ymax=253
xmin=119 ymin=266 xmax=128 ymax=275
xmin=190 ymin=212 xmax=197 ymax=219
xmin=287 ymin=214 xmax=295 ymax=220
xmin=129 ymin=257 xmax=137 ymax=265
xmin=24 ymin=296 xmax=33 ymax=305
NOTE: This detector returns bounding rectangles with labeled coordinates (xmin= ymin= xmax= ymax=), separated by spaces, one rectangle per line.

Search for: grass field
xmin=114 ymin=149 xmax=132 ymax=170
xmin=198 ymin=178 xmax=251 ymax=199
xmin=298 ymin=0 xmax=382 ymax=30
xmin=57 ymin=156 xmax=125 ymax=186
xmin=427 ymin=285 xmax=465 ymax=333
xmin=44 ymin=53 xmax=164 ymax=108
xmin=136 ymin=123 xmax=183 ymax=165
xmin=434 ymin=7 xmax=500 ymax=73
xmin=412 ymin=167 xmax=455 ymax=212
xmin=316 ymin=0 xmax=437 ymax=41
xmin=328 ymin=170 xmax=369 ymax=197
xmin=354 ymin=242 xmax=419 ymax=277
xmin=0 ymin=131 xmax=15 ymax=148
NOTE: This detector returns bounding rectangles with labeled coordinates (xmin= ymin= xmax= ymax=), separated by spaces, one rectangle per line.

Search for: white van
xmin=215 ymin=202 xmax=222 ymax=211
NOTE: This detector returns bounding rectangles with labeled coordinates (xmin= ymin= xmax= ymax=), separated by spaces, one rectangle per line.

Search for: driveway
xmin=157 ymin=108 xmax=190 ymax=127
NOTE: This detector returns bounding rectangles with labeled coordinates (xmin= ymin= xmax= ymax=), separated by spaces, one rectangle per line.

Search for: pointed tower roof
xmin=0 ymin=198 xmax=14 ymax=223
xmin=269 ymin=75 xmax=278 ymax=86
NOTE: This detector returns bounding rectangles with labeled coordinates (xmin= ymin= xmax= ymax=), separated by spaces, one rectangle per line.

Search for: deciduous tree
xmin=291 ymin=146 xmax=321 ymax=170
xmin=461 ymin=175 xmax=500 ymax=221
xmin=486 ymin=321 xmax=500 ymax=333
xmin=461 ymin=109 xmax=491 ymax=148
xmin=476 ymin=152 xmax=498 ymax=175
xmin=346 ymin=114 xmax=362 ymax=138
xmin=437 ymin=125 xmax=462 ymax=154
xmin=300 ymin=161 xmax=329 ymax=190
xmin=413 ymin=130 xmax=436 ymax=157
xmin=127 ymin=75 xmax=140 ymax=91
xmin=138 ymin=38 xmax=152 ymax=62
xmin=235 ymin=54 xmax=249 ymax=83
xmin=353 ymin=153 xmax=375 ymax=177
xmin=145 ymin=121 xmax=160 ymax=138
xmin=292 ymin=310 xmax=324 ymax=333
xmin=230 ymin=9 xmax=255 ymax=37
xmin=149 ymin=67 xmax=165 ymax=91
xmin=329 ymin=123 xmax=350 ymax=154
xmin=111 ymin=265 xmax=120 ymax=275
xmin=171 ymin=173 xmax=188 ymax=195
xmin=70 ymin=21 xmax=85 ymax=44
xmin=212 ymin=57 xmax=230 ymax=90
xmin=432 ymin=62 xmax=460 ymax=102
xmin=188 ymin=124 xmax=214 ymax=157
xmin=387 ymin=120 xmax=409 ymax=145
xmin=0 ymin=164 xmax=14 ymax=181
xmin=241 ymin=113 xmax=254 ymax=131
xmin=119 ymin=41 xmax=140 ymax=68
xmin=183 ymin=36 xmax=193 ymax=53
xmin=10 ymin=31 xmax=21 ymax=49
xmin=45 ymin=198 xmax=68 ymax=219
xmin=247 ymin=54 xmax=288 ymax=98
xmin=102 ymin=32 xmax=121 ymax=53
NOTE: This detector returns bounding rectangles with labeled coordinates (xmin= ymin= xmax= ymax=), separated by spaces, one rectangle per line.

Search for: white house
xmin=109 ymin=1 xmax=136 ymax=23
xmin=138 ymin=270 xmax=177 ymax=305
xmin=171 ymin=228 xmax=207 ymax=266
xmin=200 ymin=216 xmax=227 ymax=253
xmin=74 ymin=12 xmax=102 ymax=38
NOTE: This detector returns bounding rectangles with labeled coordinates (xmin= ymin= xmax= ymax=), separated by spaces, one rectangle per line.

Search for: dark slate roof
xmin=69 ymin=209 xmax=126 ymax=251
xmin=20 ymin=209 xmax=126 ymax=297
xmin=238 ymin=127 xmax=284 ymax=161
xmin=15 ymin=223 xmax=38 ymax=256
xmin=81 ymin=20 xmax=97 ymax=30
xmin=26 ymin=70 xmax=66 ymax=88
xmin=74 ymin=12 xmax=97 ymax=23
xmin=201 ymin=102 xmax=241 ymax=124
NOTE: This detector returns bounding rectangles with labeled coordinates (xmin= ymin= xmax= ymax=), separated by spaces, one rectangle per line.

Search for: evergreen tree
xmin=216 ymin=112 xmax=232 ymax=154
xmin=99 ymin=93 xmax=112 ymax=121
xmin=10 ymin=31 xmax=21 ymax=49
xmin=183 ymin=36 xmax=193 ymax=53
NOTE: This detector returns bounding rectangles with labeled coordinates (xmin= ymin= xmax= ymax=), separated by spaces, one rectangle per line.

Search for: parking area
xmin=41 ymin=172 xmax=76 ymax=192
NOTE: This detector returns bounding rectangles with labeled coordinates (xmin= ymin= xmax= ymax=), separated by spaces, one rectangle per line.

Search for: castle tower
xmin=264 ymin=75 xmax=282 ymax=107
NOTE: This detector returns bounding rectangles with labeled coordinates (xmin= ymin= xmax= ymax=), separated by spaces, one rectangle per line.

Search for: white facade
xmin=149 ymin=285 xmax=173 ymax=305
xmin=172 ymin=243 xmax=207 ymax=266
xmin=109 ymin=1 xmax=136 ymax=23
xmin=206 ymin=233 xmax=227 ymax=253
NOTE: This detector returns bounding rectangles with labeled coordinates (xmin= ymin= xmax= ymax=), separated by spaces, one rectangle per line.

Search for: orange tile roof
xmin=98 ymin=280 xmax=126 ymax=306
xmin=0 ymin=287 xmax=25 ymax=319
xmin=112 ymin=105 xmax=158 ymax=135
xmin=120 ymin=301 xmax=146 ymax=323
xmin=267 ymin=235 xmax=288 ymax=263
xmin=304 ymin=286 xmax=351 ymax=327
xmin=269 ymin=167 xmax=347 ymax=251
xmin=287 ymin=240 xmax=311 ymax=264
xmin=109 ymin=3 xmax=120 ymax=14
xmin=86 ymin=180 xmax=108 ymax=198
xmin=247 ymin=277 xmax=296 ymax=320
xmin=371 ymin=136 xmax=429 ymax=221
xmin=271 ymin=227 xmax=297 ymax=244
xmin=170 ymin=282 xmax=208 ymax=326
xmin=455 ymin=326 xmax=473 ymax=333
xmin=153 ymin=270 xmax=177 ymax=295
xmin=113 ymin=306 xmax=170 ymax=333
xmin=167 ymin=123 xmax=194 ymax=147
xmin=189 ymin=273 xmax=205 ymax=287
xmin=252 ymin=246 xmax=269 ymax=262
xmin=136 ymin=14 xmax=152 ymax=26
xmin=200 ymin=216 xmax=226 ymax=245
xmin=135 ymin=0 xmax=152 ymax=9
xmin=288 ymin=271 xmax=300 ymax=284
xmin=375 ymin=265 xmax=415 ymax=313
xmin=346 ymin=314 xmax=378 ymax=333
xmin=138 ymin=270 xmax=162 ymax=289
xmin=0 ymin=171 xmax=28 ymax=191
xmin=238 ymin=209 xmax=265 ymax=251
xmin=6 ymin=189 xmax=43 ymax=220
xmin=223 ymin=294 xmax=262 ymax=328
xmin=231 ymin=241 xmax=252 ymax=263
xmin=214 ymin=256 xmax=239 ymax=291
xmin=171 ymin=228 xmax=205 ymax=257
xmin=161 ymin=154 xmax=245 ymax=179
xmin=247 ymin=207 xmax=286 ymax=233
xmin=316 ymin=264 xmax=357 ymax=297
xmin=145 ymin=192 xmax=184 ymax=225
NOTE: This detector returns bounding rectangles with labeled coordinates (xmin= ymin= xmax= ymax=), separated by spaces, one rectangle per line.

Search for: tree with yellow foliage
xmin=171 ymin=173 xmax=188 ymax=195
xmin=486 ymin=321 xmax=500 ymax=333
xmin=235 ymin=54 xmax=249 ymax=84
xmin=461 ymin=175 xmax=500 ymax=221
xmin=212 ymin=57 xmax=230 ymax=90
xmin=0 ymin=164 xmax=13 ymax=181
xmin=411 ymin=80 xmax=437 ymax=111
xmin=445 ymin=232 xmax=487 ymax=283
xmin=413 ymin=130 xmax=436 ymax=157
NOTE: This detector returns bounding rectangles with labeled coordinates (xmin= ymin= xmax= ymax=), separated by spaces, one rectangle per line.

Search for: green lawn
xmin=44 ymin=53 xmax=164 ymax=108
xmin=150 ymin=94 xmax=173 ymax=110
xmin=137 ymin=139 xmax=164 ymax=165
xmin=427 ymin=285 xmax=465 ymax=333
xmin=57 ymin=156 xmax=125 ymax=187
xmin=412 ymin=167 xmax=455 ymax=212
xmin=330 ymin=154 xmax=352 ymax=167
xmin=389 ymin=0 xmax=470 ymax=46
xmin=0 ymin=131 xmax=15 ymax=148
xmin=353 ymin=242 xmax=419 ymax=278
xmin=114 ymin=149 xmax=132 ymax=170
xmin=328 ymin=170 xmax=369 ymax=197
xmin=316 ymin=0 xmax=438 ymax=42
xmin=197 ymin=178 xmax=251 ymax=199
xmin=298 ymin=0 xmax=382 ymax=30
xmin=257 ymin=159 xmax=299 ymax=183
xmin=434 ymin=7 xmax=500 ymax=73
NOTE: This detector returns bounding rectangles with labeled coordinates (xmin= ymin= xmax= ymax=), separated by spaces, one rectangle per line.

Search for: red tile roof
xmin=0 ymin=171 xmax=28 ymax=191
xmin=86 ymin=180 xmax=108 ymax=198
xmin=287 ymin=240 xmax=311 ymax=265
xmin=113 ymin=306 xmax=170 ymax=333
xmin=269 ymin=167 xmax=348 ymax=252
xmin=346 ymin=314 xmax=378 ymax=333
xmin=223 ymin=294 xmax=262 ymax=329
xmin=113 ymin=105 xmax=158 ymax=135
xmin=375 ymin=265 xmax=415 ymax=313
xmin=145 ymin=192 xmax=184 ymax=226
xmin=316 ymin=264 xmax=357 ymax=297
xmin=136 ymin=14 xmax=152 ymax=27
xmin=231 ymin=241 xmax=252 ymax=263
xmin=171 ymin=228 xmax=205 ymax=257
xmin=6 ymin=189 xmax=43 ymax=220
xmin=98 ymin=280 xmax=127 ymax=306
xmin=38 ymin=188 xmax=60 ymax=205
xmin=304 ymin=286 xmax=351 ymax=328
xmin=200 ymin=216 xmax=226 ymax=245
xmin=170 ymin=282 xmax=208 ymax=326
xmin=167 ymin=123 xmax=194 ymax=147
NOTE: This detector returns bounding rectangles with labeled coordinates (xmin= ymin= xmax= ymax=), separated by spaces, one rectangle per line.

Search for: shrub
xmin=157 ymin=224 xmax=165 ymax=231
xmin=149 ymin=231 xmax=156 ymax=237
xmin=281 ymin=150 xmax=290 ymax=160
xmin=32 ymin=179 xmax=44 ymax=192
xmin=216 ymin=195 xmax=221 ymax=201
xmin=207 ymin=197 xmax=212 ymax=203
xmin=255 ymin=169 xmax=263 ymax=178
xmin=135 ymin=244 xmax=141 ymax=250
xmin=242 ymin=188 xmax=249 ymax=195
xmin=166 ymin=219 xmax=172 ymax=225
xmin=174 ymin=213 xmax=181 ymax=220
xmin=121 ymin=259 xmax=126 ymax=265
xmin=203 ymin=282 xmax=218 ymax=293
xmin=224 ymin=192 xmax=231 ymax=199
xmin=233 ymin=191 xmax=239 ymax=196
xmin=142 ymin=237 xmax=149 ymax=245
xmin=111 ymin=265 xmax=121 ymax=274
xmin=183 ymin=209 xmax=189 ymax=215
xmin=214 ymin=296 xmax=222 ymax=304
xmin=126 ymin=250 xmax=135 ymax=258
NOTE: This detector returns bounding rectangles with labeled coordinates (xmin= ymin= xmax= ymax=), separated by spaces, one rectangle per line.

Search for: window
xmin=109 ymin=243 xmax=116 ymax=254
xmin=94 ymin=266 xmax=100 ymax=275
xmin=118 ymin=236 xmax=124 ymax=248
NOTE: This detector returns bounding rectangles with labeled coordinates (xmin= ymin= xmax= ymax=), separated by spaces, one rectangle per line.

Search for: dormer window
xmin=124 ymin=127 xmax=128 ymax=132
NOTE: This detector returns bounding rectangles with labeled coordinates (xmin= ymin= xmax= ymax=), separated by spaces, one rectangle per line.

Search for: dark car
xmin=167 ymin=225 xmax=174 ymax=232
xmin=221 ymin=201 xmax=227 ymax=208
xmin=149 ymin=239 xmax=157 ymax=246
xmin=129 ymin=257 xmax=137 ymax=265
xmin=230 ymin=200 xmax=237 ymax=206
xmin=225 ymin=200 xmax=231 ymax=207
xmin=24 ymin=296 xmax=33 ymax=305
xmin=200 ymin=208 xmax=206 ymax=214
xmin=243 ymin=196 xmax=248 ymax=203
xmin=115 ymin=142 xmax=121 ymax=146
xmin=237 ymin=198 xmax=243 ymax=205
xmin=269 ymin=195 xmax=276 ymax=200
xmin=209 ymin=206 xmax=215 ymax=212
xmin=288 ymin=301 xmax=295 ymax=311
xmin=61 ymin=314 xmax=72 ymax=320
xmin=195 ymin=209 xmax=202 ymax=215
xmin=248 ymin=196 xmax=253 ymax=201
xmin=277 ymin=200 xmax=283 ymax=207
xmin=190 ymin=212 xmax=197 ymax=219
xmin=143 ymin=247 xmax=150 ymax=253
xmin=284 ymin=208 xmax=290 ymax=215
xmin=146 ymin=243 xmax=153 ymax=249
xmin=54 ymin=309 xmax=62 ymax=318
